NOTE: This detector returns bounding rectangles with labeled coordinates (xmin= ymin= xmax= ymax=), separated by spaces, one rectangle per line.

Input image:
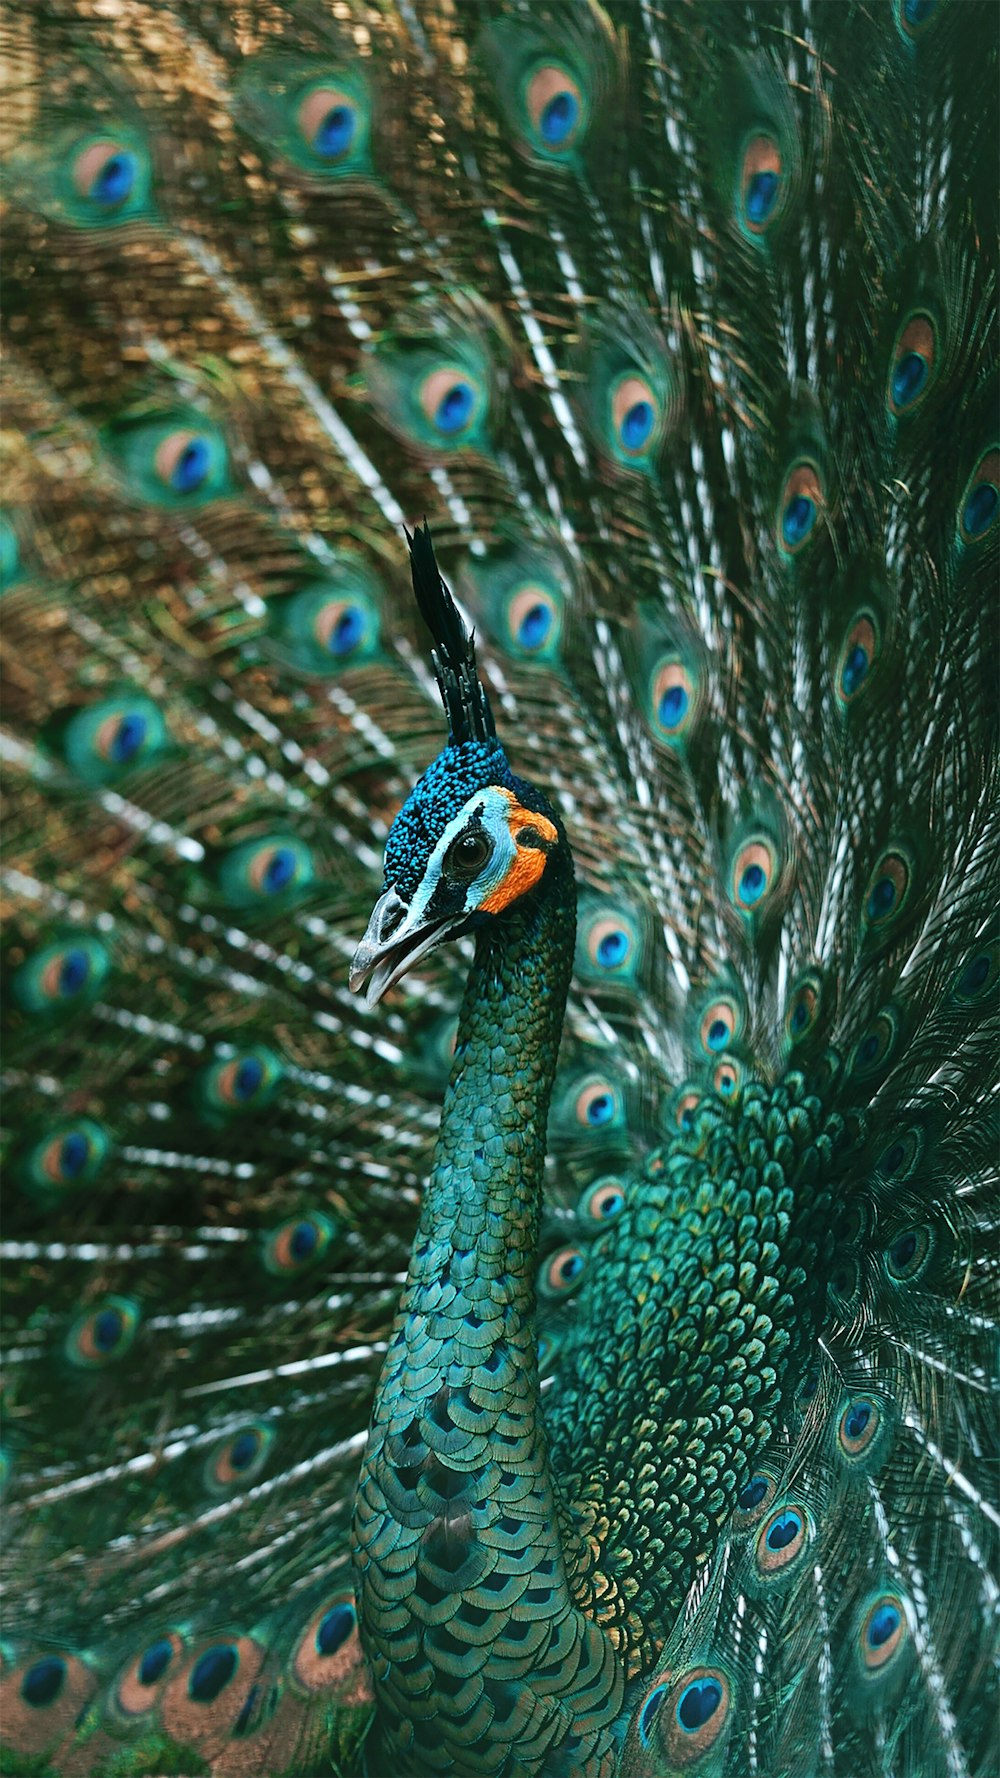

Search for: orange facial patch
xmin=480 ymin=791 xmax=558 ymax=915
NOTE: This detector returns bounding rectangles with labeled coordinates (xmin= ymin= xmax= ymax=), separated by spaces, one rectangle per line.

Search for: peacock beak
xmin=349 ymin=886 xmax=462 ymax=1007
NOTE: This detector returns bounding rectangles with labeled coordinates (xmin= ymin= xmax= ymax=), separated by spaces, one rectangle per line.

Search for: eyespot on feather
xmin=952 ymin=942 xmax=997 ymax=1004
xmin=755 ymin=1502 xmax=811 ymax=1577
xmin=713 ymin=1056 xmax=743 ymax=1101
xmin=418 ymin=366 xmax=486 ymax=440
xmin=13 ymin=934 xmax=110 ymax=1015
xmin=524 ymin=64 xmax=588 ymax=155
xmin=104 ymin=412 xmax=231 ymax=506
xmin=649 ymin=658 xmax=697 ymax=743
xmin=0 ymin=1654 xmax=96 ymax=1760
xmin=732 ymin=1469 xmax=778 ymax=1529
xmin=848 ymin=1006 xmax=903 ymax=1080
xmin=574 ymin=1078 xmax=623 ymax=1130
xmin=66 ymin=132 xmax=151 ymax=223
xmin=958 ymin=449 xmax=999 ymax=543
xmin=777 ymin=461 xmax=823 ymax=553
xmin=610 ymin=374 xmax=660 ymax=459
xmin=888 ymin=312 xmax=937 ymax=415
xmin=66 ymin=1296 xmax=139 ymax=1369
xmin=297 ymin=86 xmax=360 ymax=163
xmin=862 ymin=850 xmax=911 ymax=933
xmin=836 ymin=612 xmax=881 ymax=708
xmin=538 ymin=1244 xmax=587 ymax=1299
xmin=507 ymin=585 xmax=560 ymax=655
xmin=740 ymin=133 xmax=784 ymax=234
xmin=577 ymin=1175 xmax=627 ymax=1223
xmin=730 ymin=838 xmax=778 ymax=913
xmin=160 ymin=1636 xmax=265 ymax=1746
xmin=29 ymin=1119 xmax=110 ymax=1192
xmin=207 ymin=1423 xmax=274 ymax=1491
xmin=858 ymin=1593 xmax=909 ymax=1673
xmin=114 ymin=1634 xmax=185 ymax=1720
xmin=699 ymin=997 xmax=740 ymax=1057
xmin=837 ymin=1396 xmax=881 ymax=1461
xmin=263 ymin=1212 xmax=336 ymax=1276
xmin=783 ymin=970 xmax=823 ymax=1048
xmin=636 ymin=1667 xmax=731 ymax=1764
xmin=198 ymin=1046 xmax=284 ymax=1118
xmin=291 ymin=1594 xmax=370 ymax=1698
xmin=883 ymin=1222 xmax=933 ymax=1283
xmin=71 ymin=138 xmax=141 ymax=208
xmin=218 ymin=835 xmax=315 ymax=910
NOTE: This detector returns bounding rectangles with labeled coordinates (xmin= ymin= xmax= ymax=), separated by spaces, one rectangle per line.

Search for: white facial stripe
xmin=405 ymin=787 xmax=517 ymax=924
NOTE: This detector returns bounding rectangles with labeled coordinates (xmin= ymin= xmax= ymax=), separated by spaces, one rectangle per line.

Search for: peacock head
xmin=350 ymin=525 xmax=563 ymax=1007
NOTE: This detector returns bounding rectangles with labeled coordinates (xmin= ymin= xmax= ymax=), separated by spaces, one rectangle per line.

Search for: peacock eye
xmin=446 ymin=828 xmax=492 ymax=879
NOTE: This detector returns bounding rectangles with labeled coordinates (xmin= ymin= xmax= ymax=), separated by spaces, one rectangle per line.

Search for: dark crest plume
xmin=406 ymin=522 xmax=496 ymax=745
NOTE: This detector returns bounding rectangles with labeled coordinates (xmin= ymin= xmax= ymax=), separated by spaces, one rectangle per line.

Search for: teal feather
xmin=1 ymin=3 xmax=998 ymax=1776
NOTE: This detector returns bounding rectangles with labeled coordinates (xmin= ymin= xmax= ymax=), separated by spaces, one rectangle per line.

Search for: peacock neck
xmin=415 ymin=833 xmax=575 ymax=1292
xmin=354 ymin=825 xmax=622 ymax=1775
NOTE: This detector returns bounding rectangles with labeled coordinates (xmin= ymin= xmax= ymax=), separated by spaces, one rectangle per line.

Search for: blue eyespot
xmin=542 ymin=88 xmax=579 ymax=146
xmin=328 ymin=605 xmax=365 ymax=656
xmin=540 ymin=1244 xmax=587 ymax=1299
xmin=740 ymin=136 xmax=784 ymax=236
xmin=316 ymin=1603 xmax=355 ymax=1657
xmin=864 ymin=853 xmax=909 ymax=932
xmin=639 ymin=1684 xmax=667 ymax=1744
xmin=782 ymin=494 xmax=815 ymax=548
xmin=745 ymin=169 xmax=779 ymax=226
xmin=264 ymin=848 xmax=296 ymax=893
xmin=903 ymin=0 xmax=937 ymax=23
xmin=90 ymin=151 xmax=137 ymax=207
xmin=844 ymin=1401 xmax=871 ymax=1440
xmin=189 ymin=1644 xmax=239 ymax=1704
xmin=777 ymin=463 xmax=823 ymax=554
xmin=676 ymin=1675 xmax=724 ymax=1732
xmin=580 ymin=1177 xmax=626 ymax=1222
xmin=620 ymin=399 xmax=654 ymax=452
xmin=290 ymin=1220 xmax=318 ymax=1260
xmin=587 ymin=1093 xmax=613 ymax=1125
xmin=138 ymin=1640 xmax=174 ymax=1687
xmin=517 ymin=601 xmax=553 ymax=650
xmin=658 ymin=683 xmax=688 ymax=728
xmin=95 ymin=1307 xmax=124 ymax=1351
xmin=867 ymin=1602 xmax=900 ymax=1647
xmin=766 ymin=1509 xmax=802 ymax=1552
xmin=739 ymin=862 xmax=766 ymax=904
xmin=314 ymin=103 xmax=355 ymax=159
xmin=523 ymin=65 xmax=587 ymax=156
xmin=60 ymin=948 xmax=91 ymax=995
xmin=597 ymin=929 xmax=628 ymax=967
xmin=435 ymin=380 xmax=475 ymax=435
xmin=111 ymin=712 xmax=148 ymax=763
xmin=841 ymin=643 xmax=869 ymax=697
xmin=707 ymin=1019 xmax=729 ymax=1052
xmin=21 ymin=1656 xmax=66 ymax=1708
xmin=738 ymin=1475 xmax=769 ymax=1511
xmin=891 ymin=352 xmax=928 ymax=409
xmin=171 ymin=435 xmax=210 ymax=493
xmin=963 ymin=482 xmax=998 ymax=537
xmin=233 ymin=1057 xmax=265 ymax=1101
xmin=229 ymin=1430 xmax=262 ymax=1471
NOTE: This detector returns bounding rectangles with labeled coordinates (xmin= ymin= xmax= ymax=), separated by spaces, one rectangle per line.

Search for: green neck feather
xmin=352 ymin=835 xmax=623 ymax=1774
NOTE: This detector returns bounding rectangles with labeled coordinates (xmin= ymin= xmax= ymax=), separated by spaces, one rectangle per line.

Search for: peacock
xmin=1 ymin=0 xmax=997 ymax=1774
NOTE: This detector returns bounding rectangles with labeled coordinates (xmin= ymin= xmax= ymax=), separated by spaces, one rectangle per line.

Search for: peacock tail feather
xmin=1 ymin=2 xmax=997 ymax=1775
